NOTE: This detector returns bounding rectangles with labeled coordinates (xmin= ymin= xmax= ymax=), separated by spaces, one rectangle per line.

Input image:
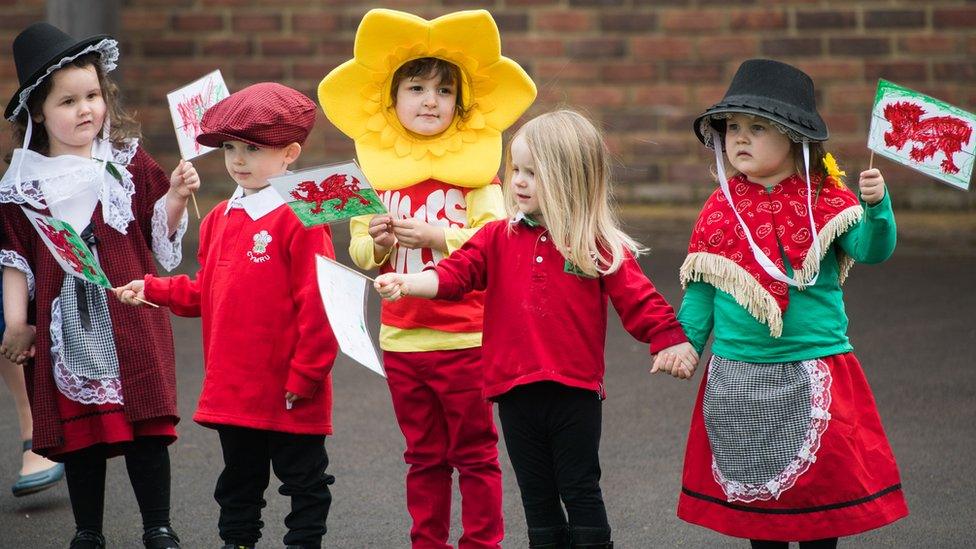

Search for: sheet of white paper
xmin=166 ymin=69 xmax=230 ymax=160
xmin=315 ymin=255 xmax=385 ymax=377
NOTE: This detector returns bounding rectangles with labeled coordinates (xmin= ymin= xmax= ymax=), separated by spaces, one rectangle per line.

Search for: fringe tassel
xmin=795 ymin=205 xmax=864 ymax=289
xmin=681 ymin=252 xmax=784 ymax=338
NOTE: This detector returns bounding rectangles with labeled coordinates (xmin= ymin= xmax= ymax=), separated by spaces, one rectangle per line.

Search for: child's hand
xmin=651 ymin=342 xmax=699 ymax=380
xmin=114 ymin=279 xmax=147 ymax=306
xmin=374 ymin=273 xmax=407 ymax=301
xmin=169 ymin=159 xmax=201 ymax=199
xmin=858 ymin=168 xmax=886 ymax=205
xmin=392 ymin=217 xmax=438 ymax=249
xmin=1 ymin=324 xmax=36 ymax=364
xmin=285 ymin=391 xmax=304 ymax=404
xmin=368 ymin=215 xmax=397 ymax=249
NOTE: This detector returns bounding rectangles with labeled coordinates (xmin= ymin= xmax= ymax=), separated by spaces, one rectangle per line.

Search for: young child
xmin=675 ymin=59 xmax=909 ymax=548
xmin=375 ymin=110 xmax=698 ymax=549
xmin=318 ymin=9 xmax=536 ymax=548
xmin=115 ymin=83 xmax=339 ymax=549
xmin=0 ymin=22 xmax=197 ymax=549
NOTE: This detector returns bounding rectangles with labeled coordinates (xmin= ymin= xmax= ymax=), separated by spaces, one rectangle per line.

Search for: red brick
xmin=566 ymin=86 xmax=626 ymax=106
xmin=601 ymin=63 xmax=657 ymax=83
xmin=318 ymin=39 xmax=354 ymax=56
xmin=694 ymin=85 xmax=731 ymax=107
xmin=120 ymin=12 xmax=168 ymax=32
xmin=599 ymin=13 xmax=657 ymax=33
xmin=493 ymin=12 xmax=530 ymax=33
xmin=143 ymin=39 xmax=194 ymax=57
xmin=615 ymin=164 xmax=662 ymax=184
xmin=824 ymin=85 xmax=877 ymax=111
xmin=797 ymin=60 xmax=863 ymax=82
xmin=662 ymin=10 xmax=723 ymax=32
xmin=665 ymin=62 xmax=724 ymax=83
xmin=631 ymin=37 xmax=693 ymax=60
xmin=566 ymin=38 xmax=625 ymax=59
xmin=761 ymin=38 xmax=822 ymax=57
xmin=172 ymin=14 xmax=224 ymax=32
xmin=828 ymin=37 xmax=891 ymax=56
xmin=603 ymin=111 xmax=660 ymax=132
xmin=505 ymin=38 xmax=565 ymax=57
xmin=795 ymin=10 xmax=856 ymax=30
xmin=536 ymin=11 xmax=593 ymax=33
xmin=667 ymin=163 xmax=711 ymax=185
xmin=822 ymin=113 xmax=860 ymax=134
xmin=864 ymin=61 xmax=928 ymax=82
xmin=232 ymin=14 xmax=282 ymax=33
xmin=729 ymin=9 xmax=787 ymax=30
xmin=897 ymin=36 xmax=957 ymax=56
xmin=294 ymin=62 xmax=339 ymax=80
xmin=507 ymin=0 xmax=558 ymax=5
xmin=201 ymin=38 xmax=252 ymax=57
xmin=292 ymin=14 xmax=338 ymax=33
xmin=233 ymin=62 xmax=285 ymax=81
xmin=632 ymin=135 xmax=693 ymax=157
xmin=534 ymin=61 xmax=602 ymax=82
xmin=698 ymin=37 xmax=760 ymax=60
xmin=864 ymin=10 xmax=926 ymax=29
xmin=634 ymin=85 xmax=693 ymax=108
xmin=261 ymin=38 xmax=315 ymax=57
xmin=934 ymin=62 xmax=976 ymax=82
xmin=933 ymin=8 xmax=976 ymax=28
xmin=569 ymin=0 xmax=624 ymax=6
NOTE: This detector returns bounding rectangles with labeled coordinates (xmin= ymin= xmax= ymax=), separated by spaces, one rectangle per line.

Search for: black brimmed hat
xmin=693 ymin=59 xmax=828 ymax=149
xmin=5 ymin=22 xmax=118 ymax=121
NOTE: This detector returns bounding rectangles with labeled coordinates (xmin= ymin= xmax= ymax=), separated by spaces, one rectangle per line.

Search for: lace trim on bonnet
xmin=700 ymin=112 xmax=807 ymax=149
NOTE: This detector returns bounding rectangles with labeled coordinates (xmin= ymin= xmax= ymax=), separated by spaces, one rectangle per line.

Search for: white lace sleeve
xmin=0 ymin=249 xmax=35 ymax=300
xmin=151 ymin=195 xmax=187 ymax=272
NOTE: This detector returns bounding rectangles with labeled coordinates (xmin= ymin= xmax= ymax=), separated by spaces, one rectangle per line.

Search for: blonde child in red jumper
xmin=116 ymin=83 xmax=339 ymax=549
xmin=376 ymin=110 xmax=698 ymax=549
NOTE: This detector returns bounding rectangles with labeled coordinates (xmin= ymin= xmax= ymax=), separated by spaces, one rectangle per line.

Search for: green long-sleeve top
xmin=678 ymin=191 xmax=896 ymax=363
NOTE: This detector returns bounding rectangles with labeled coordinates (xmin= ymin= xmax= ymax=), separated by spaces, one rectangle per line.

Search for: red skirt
xmin=677 ymin=352 xmax=908 ymax=541
xmin=46 ymin=389 xmax=177 ymax=461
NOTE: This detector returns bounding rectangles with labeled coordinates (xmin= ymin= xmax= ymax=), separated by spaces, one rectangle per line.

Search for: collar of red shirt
xmin=224 ymin=185 xmax=285 ymax=221
xmin=511 ymin=211 xmax=543 ymax=228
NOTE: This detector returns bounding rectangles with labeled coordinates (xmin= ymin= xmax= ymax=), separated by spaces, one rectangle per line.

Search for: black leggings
xmin=750 ymin=539 xmax=839 ymax=549
xmin=63 ymin=437 xmax=172 ymax=533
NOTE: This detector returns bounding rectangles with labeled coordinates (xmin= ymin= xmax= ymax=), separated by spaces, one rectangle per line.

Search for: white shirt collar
xmin=224 ymin=185 xmax=285 ymax=220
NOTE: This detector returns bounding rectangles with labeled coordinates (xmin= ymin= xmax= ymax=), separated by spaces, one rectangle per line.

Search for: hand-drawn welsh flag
xmin=166 ymin=70 xmax=230 ymax=160
xmin=22 ymin=208 xmax=111 ymax=288
xmin=268 ymin=160 xmax=387 ymax=227
xmin=867 ymin=79 xmax=975 ymax=190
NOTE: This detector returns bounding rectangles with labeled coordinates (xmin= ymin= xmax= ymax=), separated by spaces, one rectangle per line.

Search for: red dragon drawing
xmin=289 ymin=173 xmax=371 ymax=214
xmin=36 ymin=220 xmax=95 ymax=277
xmin=883 ymin=101 xmax=973 ymax=175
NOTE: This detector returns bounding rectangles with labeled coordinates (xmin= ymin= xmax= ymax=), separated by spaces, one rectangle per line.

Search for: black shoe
xmin=143 ymin=526 xmax=181 ymax=549
xmin=69 ymin=529 xmax=105 ymax=549
xmin=220 ymin=544 xmax=255 ymax=549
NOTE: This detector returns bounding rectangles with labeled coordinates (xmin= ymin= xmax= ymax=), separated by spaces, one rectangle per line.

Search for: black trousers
xmin=214 ymin=425 xmax=334 ymax=548
xmin=496 ymin=382 xmax=610 ymax=544
xmin=64 ymin=436 xmax=172 ymax=533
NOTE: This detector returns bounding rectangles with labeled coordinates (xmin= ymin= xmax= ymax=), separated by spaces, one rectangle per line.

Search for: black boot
xmin=143 ymin=526 xmax=181 ymax=548
xmin=528 ymin=525 xmax=571 ymax=549
xmin=570 ymin=525 xmax=613 ymax=548
xmin=69 ymin=529 xmax=106 ymax=549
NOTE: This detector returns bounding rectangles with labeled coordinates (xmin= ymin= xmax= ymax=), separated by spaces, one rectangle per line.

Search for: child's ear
xmin=283 ymin=142 xmax=302 ymax=164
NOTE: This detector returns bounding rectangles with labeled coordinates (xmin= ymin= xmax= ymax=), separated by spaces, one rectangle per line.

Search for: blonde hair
xmin=503 ymin=110 xmax=643 ymax=277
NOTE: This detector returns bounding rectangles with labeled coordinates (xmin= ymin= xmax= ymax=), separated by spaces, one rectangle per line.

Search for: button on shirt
xmin=434 ymin=216 xmax=687 ymax=399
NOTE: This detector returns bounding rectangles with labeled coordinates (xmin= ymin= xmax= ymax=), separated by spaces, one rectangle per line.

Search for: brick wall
xmin=1 ymin=0 xmax=974 ymax=208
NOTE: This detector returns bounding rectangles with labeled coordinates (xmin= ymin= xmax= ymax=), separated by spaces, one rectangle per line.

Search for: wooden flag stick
xmin=189 ymin=191 xmax=201 ymax=220
xmin=134 ymin=296 xmax=160 ymax=308
xmin=869 ymin=150 xmax=875 ymax=170
xmin=320 ymin=255 xmax=376 ymax=282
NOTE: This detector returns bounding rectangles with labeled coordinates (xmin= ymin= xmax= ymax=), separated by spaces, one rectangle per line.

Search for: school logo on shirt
xmin=248 ymin=230 xmax=272 ymax=263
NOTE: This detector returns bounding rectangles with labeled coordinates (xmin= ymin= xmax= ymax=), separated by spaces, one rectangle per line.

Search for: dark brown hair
xmin=8 ymin=52 xmax=140 ymax=159
xmin=389 ymin=57 xmax=469 ymax=127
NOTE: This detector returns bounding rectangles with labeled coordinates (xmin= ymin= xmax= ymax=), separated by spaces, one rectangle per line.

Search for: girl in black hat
xmin=0 ymin=22 xmax=198 ymax=549
xmin=672 ymin=59 xmax=908 ymax=547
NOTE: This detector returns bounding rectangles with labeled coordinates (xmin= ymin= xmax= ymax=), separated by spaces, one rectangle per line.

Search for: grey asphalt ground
xmin=1 ymin=217 xmax=974 ymax=548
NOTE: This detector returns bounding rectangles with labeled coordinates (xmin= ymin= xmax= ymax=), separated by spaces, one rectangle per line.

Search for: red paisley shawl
xmin=681 ymin=173 xmax=862 ymax=337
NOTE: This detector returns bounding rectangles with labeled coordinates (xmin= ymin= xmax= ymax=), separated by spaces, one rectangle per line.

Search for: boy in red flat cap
xmin=116 ymin=82 xmax=340 ymax=549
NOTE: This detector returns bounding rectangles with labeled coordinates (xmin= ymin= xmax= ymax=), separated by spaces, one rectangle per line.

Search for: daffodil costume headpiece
xmin=318 ymin=9 xmax=537 ymax=191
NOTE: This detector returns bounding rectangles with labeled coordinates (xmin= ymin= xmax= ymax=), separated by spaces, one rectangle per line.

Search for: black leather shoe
xmin=69 ymin=529 xmax=106 ymax=549
xmin=143 ymin=526 xmax=181 ymax=549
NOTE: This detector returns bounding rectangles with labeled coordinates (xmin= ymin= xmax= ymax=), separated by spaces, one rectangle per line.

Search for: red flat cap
xmin=197 ymin=82 xmax=317 ymax=148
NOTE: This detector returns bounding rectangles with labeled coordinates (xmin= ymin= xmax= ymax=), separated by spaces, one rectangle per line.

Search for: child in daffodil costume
xmin=318 ymin=9 xmax=535 ymax=549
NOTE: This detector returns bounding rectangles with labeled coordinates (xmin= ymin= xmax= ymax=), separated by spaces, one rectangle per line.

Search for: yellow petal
xmin=429 ymin=10 xmax=501 ymax=67
xmin=432 ymin=131 xmax=502 ymax=187
xmin=353 ymin=9 xmax=430 ymax=71
xmin=380 ymin=125 xmax=398 ymax=148
xmin=412 ymin=142 xmax=428 ymax=161
xmin=357 ymin=137 xmax=430 ymax=191
xmin=394 ymin=135 xmax=412 ymax=158
xmin=317 ymin=60 xmax=376 ymax=139
xmin=480 ymin=59 xmax=536 ymax=131
xmin=366 ymin=111 xmax=387 ymax=132
xmin=448 ymin=133 xmax=463 ymax=152
xmin=465 ymin=110 xmax=486 ymax=130
xmin=429 ymin=140 xmax=448 ymax=157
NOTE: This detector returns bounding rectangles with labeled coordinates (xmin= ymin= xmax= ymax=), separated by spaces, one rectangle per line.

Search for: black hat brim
xmin=693 ymin=101 xmax=829 ymax=148
xmin=4 ymin=34 xmax=113 ymax=120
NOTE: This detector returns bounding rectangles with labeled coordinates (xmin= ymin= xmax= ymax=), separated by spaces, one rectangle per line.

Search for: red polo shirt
xmin=434 ymin=217 xmax=688 ymax=399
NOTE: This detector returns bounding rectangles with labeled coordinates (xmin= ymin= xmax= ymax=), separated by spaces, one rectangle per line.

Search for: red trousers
xmin=384 ymin=348 xmax=503 ymax=549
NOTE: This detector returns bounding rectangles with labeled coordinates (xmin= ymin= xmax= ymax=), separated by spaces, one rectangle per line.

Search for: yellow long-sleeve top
xmin=349 ymin=178 xmax=505 ymax=352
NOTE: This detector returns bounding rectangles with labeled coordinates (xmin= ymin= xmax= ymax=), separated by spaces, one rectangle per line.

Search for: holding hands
xmin=651 ymin=342 xmax=699 ymax=380
xmin=858 ymin=168 xmax=886 ymax=205
xmin=1 ymin=324 xmax=36 ymax=364
xmin=374 ymin=273 xmax=408 ymax=301
xmin=114 ymin=279 xmax=147 ymax=307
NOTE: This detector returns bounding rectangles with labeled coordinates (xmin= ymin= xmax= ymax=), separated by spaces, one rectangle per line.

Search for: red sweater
xmin=145 ymin=197 xmax=339 ymax=435
xmin=434 ymin=218 xmax=688 ymax=399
